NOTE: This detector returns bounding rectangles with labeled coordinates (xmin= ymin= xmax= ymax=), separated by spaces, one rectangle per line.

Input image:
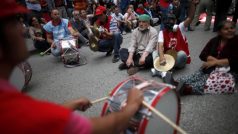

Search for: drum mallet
xmin=40 ymin=47 xmax=51 ymax=56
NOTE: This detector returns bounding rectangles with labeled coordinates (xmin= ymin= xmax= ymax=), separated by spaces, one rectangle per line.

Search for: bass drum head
xmin=9 ymin=66 xmax=25 ymax=91
xmin=139 ymin=88 xmax=180 ymax=134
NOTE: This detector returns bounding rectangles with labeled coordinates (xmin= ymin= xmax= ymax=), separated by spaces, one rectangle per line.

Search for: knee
xmin=176 ymin=51 xmax=187 ymax=68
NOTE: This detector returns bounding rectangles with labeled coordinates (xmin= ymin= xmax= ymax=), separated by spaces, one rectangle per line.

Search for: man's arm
xmin=90 ymin=88 xmax=143 ymax=134
xmin=183 ymin=0 xmax=199 ymax=27
xmin=46 ymin=32 xmax=54 ymax=45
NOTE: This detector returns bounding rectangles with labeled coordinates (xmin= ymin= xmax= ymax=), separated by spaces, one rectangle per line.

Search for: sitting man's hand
xmin=159 ymin=56 xmax=166 ymax=66
xmin=72 ymin=32 xmax=80 ymax=38
xmin=139 ymin=55 xmax=146 ymax=65
xmin=62 ymin=97 xmax=92 ymax=111
xmin=126 ymin=57 xmax=134 ymax=67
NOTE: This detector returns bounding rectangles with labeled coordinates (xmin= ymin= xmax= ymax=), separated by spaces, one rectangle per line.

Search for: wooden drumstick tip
xmin=142 ymin=101 xmax=187 ymax=134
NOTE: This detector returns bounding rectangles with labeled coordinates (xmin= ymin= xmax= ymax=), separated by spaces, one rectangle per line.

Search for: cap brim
xmin=154 ymin=54 xmax=175 ymax=72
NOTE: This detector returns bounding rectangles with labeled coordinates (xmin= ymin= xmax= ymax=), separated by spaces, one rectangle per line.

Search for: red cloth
xmin=159 ymin=0 xmax=170 ymax=8
xmin=0 ymin=81 xmax=71 ymax=134
xmin=95 ymin=6 xmax=106 ymax=16
xmin=136 ymin=8 xmax=146 ymax=14
xmin=163 ymin=28 xmax=191 ymax=63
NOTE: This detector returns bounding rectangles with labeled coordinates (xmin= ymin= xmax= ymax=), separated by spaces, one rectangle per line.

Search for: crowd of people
xmin=1 ymin=0 xmax=238 ymax=133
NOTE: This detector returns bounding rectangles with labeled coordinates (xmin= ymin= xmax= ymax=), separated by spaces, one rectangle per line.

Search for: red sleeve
xmin=68 ymin=21 xmax=72 ymax=28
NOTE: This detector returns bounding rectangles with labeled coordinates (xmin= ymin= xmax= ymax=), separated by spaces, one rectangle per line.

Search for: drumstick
xmin=142 ymin=101 xmax=187 ymax=134
xmin=91 ymin=81 xmax=153 ymax=104
xmin=91 ymin=96 xmax=109 ymax=104
xmin=40 ymin=47 xmax=51 ymax=56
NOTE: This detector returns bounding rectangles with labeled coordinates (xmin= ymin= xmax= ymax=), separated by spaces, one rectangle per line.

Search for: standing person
xmin=43 ymin=9 xmax=79 ymax=57
xmin=213 ymin=0 xmax=232 ymax=32
xmin=177 ymin=21 xmax=238 ymax=95
xmin=25 ymin=0 xmax=42 ymax=21
xmin=0 ymin=1 xmax=144 ymax=134
xmin=53 ymin=0 xmax=68 ymax=18
xmin=232 ymin=0 xmax=238 ymax=23
xmin=151 ymin=0 xmax=199 ymax=81
xmin=190 ymin=0 xmax=214 ymax=31
xmin=179 ymin=0 xmax=189 ymax=22
xmin=94 ymin=6 xmax=123 ymax=63
xmin=119 ymin=14 xmax=158 ymax=75
xmin=168 ymin=0 xmax=182 ymax=24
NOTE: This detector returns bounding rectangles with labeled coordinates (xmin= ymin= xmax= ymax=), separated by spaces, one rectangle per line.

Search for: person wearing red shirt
xmin=151 ymin=0 xmax=199 ymax=84
xmin=93 ymin=6 xmax=123 ymax=63
xmin=0 ymin=1 xmax=144 ymax=134
xmin=136 ymin=4 xmax=146 ymax=15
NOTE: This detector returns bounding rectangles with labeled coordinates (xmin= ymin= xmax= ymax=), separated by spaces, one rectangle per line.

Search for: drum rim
xmin=101 ymin=76 xmax=145 ymax=116
xmin=138 ymin=86 xmax=181 ymax=134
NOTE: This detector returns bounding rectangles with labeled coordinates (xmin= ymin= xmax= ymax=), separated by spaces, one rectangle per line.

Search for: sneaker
xmin=106 ymin=49 xmax=113 ymax=56
xmin=151 ymin=68 xmax=157 ymax=77
xmin=118 ymin=63 xmax=129 ymax=70
xmin=112 ymin=55 xmax=120 ymax=63
xmin=127 ymin=67 xmax=139 ymax=75
xmin=162 ymin=71 xmax=174 ymax=84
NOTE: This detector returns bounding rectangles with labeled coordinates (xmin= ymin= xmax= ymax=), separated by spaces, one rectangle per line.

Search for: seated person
xmin=94 ymin=6 xmax=123 ymax=63
xmin=144 ymin=2 xmax=159 ymax=25
xmin=168 ymin=0 xmax=182 ymax=24
xmin=136 ymin=4 xmax=146 ymax=15
xmin=177 ymin=21 xmax=238 ymax=95
xmin=29 ymin=16 xmax=50 ymax=53
xmin=71 ymin=10 xmax=89 ymax=46
xmin=0 ymin=1 xmax=144 ymax=134
xmin=111 ymin=6 xmax=125 ymax=34
xmin=151 ymin=0 xmax=198 ymax=79
xmin=119 ymin=14 xmax=158 ymax=75
xmin=123 ymin=6 xmax=138 ymax=32
xmin=43 ymin=9 xmax=80 ymax=57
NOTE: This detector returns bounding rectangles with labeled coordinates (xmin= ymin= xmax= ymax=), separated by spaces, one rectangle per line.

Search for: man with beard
xmin=118 ymin=14 xmax=158 ymax=75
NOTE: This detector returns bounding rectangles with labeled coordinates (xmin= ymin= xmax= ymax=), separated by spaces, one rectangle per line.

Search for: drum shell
xmin=101 ymin=77 xmax=181 ymax=134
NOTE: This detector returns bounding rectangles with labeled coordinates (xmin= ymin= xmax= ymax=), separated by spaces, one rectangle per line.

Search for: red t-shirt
xmin=160 ymin=0 xmax=170 ymax=8
xmin=136 ymin=8 xmax=146 ymax=14
xmin=0 ymin=79 xmax=92 ymax=134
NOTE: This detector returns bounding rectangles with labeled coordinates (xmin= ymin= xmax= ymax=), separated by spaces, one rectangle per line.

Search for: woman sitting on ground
xmin=123 ymin=6 xmax=137 ymax=32
xmin=177 ymin=20 xmax=238 ymax=95
xmin=29 ymin=16 xmax=50 ymax=53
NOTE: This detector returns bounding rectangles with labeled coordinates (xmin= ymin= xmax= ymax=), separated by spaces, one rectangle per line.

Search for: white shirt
xmin=158 ymin=22 xmax=186 ymax=43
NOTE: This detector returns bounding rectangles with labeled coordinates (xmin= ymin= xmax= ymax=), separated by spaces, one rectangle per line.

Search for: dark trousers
xmin=233 ymin=0 xmax=238 ymax=23
xmin=98 ymin=33 xmax=122 ymax=56
xmin=34 ymin=40 xmax=50 ymax=52
xmin=213 ymin=0 xmax=232 ymax=32
xmin=119 ymin=48 xmax=153 ymax=69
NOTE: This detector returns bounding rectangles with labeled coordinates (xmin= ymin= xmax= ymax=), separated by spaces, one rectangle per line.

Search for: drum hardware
xmin=40 ymin=47 xmax=51 ymax=56
xmin=92 ymin=80 xmax=187 ymax=134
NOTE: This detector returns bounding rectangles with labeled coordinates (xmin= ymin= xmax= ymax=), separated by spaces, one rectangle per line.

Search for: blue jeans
xmin=152 ymin=50 xmax=187 ymax=69
xmin=98 ymin=33 xmax=122 ymax=56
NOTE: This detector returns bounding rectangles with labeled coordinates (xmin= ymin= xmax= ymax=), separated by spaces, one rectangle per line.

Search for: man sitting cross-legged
xmin=119 ymin=14 xmax=158 ymax=75
xmin=43 ymin=9 xmax=80 ymax=57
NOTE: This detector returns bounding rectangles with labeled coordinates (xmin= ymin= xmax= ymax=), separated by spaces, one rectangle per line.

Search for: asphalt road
xmin=24 ymin=24 xmax=238 ymax=134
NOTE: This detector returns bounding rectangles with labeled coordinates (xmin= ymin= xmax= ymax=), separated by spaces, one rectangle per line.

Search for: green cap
xmin=138 ymin=14 xmax=151 ymax=22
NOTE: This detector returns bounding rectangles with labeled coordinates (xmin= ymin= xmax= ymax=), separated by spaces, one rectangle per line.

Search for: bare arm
xmin=46 ymin=32 xmax=54 ymax=45
xmin=90 ymin=88 xmax=143 ymax=134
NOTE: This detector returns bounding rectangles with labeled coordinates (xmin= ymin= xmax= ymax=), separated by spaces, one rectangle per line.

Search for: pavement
xmin=24 ymin=23 xmax=238 ymax=134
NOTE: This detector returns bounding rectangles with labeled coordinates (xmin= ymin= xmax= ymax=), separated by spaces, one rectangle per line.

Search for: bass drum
xmin=10 ymin=61 xmax=32 ymax=91
xmin=101 ymin=76 xmax=181 ymax=134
